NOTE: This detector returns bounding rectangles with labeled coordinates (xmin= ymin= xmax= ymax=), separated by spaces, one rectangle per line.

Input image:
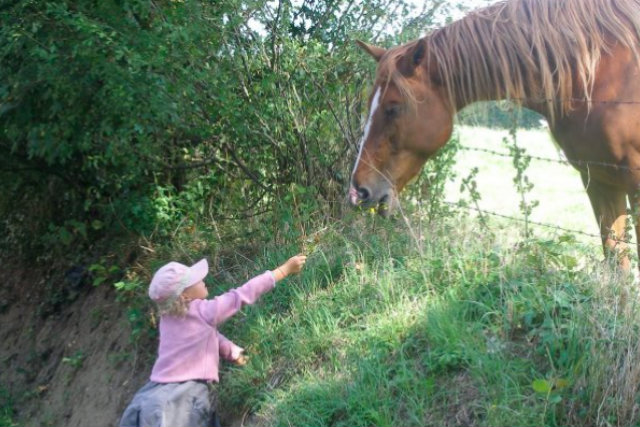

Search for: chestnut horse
xmin=349 ymin=0 xmax=640 ymax=269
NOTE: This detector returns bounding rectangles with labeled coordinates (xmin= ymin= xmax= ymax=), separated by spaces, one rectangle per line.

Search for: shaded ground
xmin=0 ymin=262 xmax=149 ymax=427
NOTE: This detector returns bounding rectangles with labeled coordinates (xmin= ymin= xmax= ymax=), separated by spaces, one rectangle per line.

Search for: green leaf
xmin=532 ymin=379 xmax=551 ymax=394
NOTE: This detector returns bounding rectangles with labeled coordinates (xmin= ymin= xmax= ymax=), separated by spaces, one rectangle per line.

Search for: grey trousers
xmin=119 ymin=380 xmax=217 ymax=427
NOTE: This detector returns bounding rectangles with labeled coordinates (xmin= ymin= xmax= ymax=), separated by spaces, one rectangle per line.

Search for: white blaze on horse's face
xmin=350 ymin=82 xmax=408 ymax=216
xmin=350 ymin=87 xmax=381 ymax=205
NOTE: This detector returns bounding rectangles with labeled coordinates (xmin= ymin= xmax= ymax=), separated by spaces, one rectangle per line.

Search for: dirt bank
xmin=0 ymin=263 xmax=150 ymax=427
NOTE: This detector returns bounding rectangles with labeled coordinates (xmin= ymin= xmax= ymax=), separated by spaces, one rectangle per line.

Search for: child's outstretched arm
xmin=204 ymin=254 xmax=307 ymax=326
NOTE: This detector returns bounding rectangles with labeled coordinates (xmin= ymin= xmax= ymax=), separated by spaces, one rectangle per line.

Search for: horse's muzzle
xmin=348 ymin=185 xmax=394 ymax=216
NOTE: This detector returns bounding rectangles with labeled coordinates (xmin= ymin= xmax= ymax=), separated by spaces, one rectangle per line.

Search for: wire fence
xmin=442 ymin=200 xmax=627 ymax=243
xmin=344 ymin=97 xmax=640 ymax=248
xmin=458 ymin=144 xmax=640 ymax=172
xmin=445 ymin=132 xmax=639 ymax=245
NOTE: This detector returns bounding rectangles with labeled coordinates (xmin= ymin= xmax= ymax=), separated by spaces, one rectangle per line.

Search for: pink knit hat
xmin=148 ymin=258 xmax=209 ymax=303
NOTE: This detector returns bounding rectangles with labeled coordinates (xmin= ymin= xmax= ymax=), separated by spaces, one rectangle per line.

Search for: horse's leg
xmin=628 ymin=191 xmax=640 ymax=273
xmin=581 ymin=173 xmax=630 ymax=270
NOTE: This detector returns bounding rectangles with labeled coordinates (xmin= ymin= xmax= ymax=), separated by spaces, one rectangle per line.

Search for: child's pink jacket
xmin=150 ymin=271 xmax=275 ymax=383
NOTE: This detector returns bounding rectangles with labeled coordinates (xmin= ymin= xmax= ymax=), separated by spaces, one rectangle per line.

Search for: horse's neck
xmin=429 ymin=0 xmax=640 ymax=125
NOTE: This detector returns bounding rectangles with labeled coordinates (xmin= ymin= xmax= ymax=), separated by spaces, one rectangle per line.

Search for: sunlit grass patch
xmin=213 ymin=210 xmax=640 ymax=426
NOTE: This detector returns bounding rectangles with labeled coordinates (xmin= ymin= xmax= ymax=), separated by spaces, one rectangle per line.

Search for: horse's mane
xmin=382 ymin=0 xmax=640 ymax=121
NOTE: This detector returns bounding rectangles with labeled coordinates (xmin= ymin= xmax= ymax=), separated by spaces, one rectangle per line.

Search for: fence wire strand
xmin=458 ymin=145 xmax=640 ymax=172
xmin=449 ymin=129 xmax=639 ymax=245
xmin=441 ymin=200 xmax=638 ymax=244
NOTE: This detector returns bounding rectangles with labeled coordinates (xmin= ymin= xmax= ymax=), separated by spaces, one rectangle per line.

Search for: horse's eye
xmin=384 ymin=104 xmax=401 ymax=119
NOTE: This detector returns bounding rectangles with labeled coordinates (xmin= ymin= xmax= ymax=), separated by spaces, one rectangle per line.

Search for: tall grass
xmin=214 ymin=211 xmax=640 ymax=427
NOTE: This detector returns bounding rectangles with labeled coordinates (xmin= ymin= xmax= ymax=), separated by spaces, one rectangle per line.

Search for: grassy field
xmin=87 ymin=125 xmax=640 ymax=427
xmin=450 ymin=126 xmax=601 ymax=244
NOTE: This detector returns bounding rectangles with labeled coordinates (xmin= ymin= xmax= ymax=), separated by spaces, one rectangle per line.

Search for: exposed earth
xmin=0 ymin=262 xmax=151 ymax=427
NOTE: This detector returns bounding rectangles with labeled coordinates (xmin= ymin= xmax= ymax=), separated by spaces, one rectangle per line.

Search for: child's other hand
xmin=233 ymin=354 xmax=249 ymax=366
xmin=231 ymin=347 xmax=248 ymax=366
xmin=283 ymin=254 xmax=307 ymax=275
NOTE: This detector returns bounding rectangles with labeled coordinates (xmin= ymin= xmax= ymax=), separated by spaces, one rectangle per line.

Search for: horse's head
xmin=349 ymin=39 xmax=453 ymax=216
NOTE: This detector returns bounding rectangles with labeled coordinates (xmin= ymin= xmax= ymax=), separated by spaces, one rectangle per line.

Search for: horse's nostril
xmin=357 ymin=187 xmax=371 ymax=202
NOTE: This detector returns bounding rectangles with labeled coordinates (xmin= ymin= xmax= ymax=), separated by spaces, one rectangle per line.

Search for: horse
xmin=349 ymin=0 xmax=640 ymax=269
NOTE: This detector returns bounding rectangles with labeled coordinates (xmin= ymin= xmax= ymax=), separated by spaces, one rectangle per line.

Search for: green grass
xmin=214 ymin=211 xmax=640 ymax=427
xmin=0 ymin=387 xmax=16 ymax=427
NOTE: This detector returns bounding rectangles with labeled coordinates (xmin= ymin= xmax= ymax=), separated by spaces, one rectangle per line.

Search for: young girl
xmin=119 ymin=254 xmax=307 ymax=427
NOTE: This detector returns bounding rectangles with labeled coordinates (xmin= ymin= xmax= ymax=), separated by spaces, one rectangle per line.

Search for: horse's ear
xmin=397 ymin=38 xmax=427 ymax=77
xmin=412 ymin=39 xmax=427 ymax=66
xmin=355 ymin=40 xmax=386 ymax=62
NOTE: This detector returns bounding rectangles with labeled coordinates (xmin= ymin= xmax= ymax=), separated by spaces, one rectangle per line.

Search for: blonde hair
xmin=156 ymin=296 xmax=190 ymax=317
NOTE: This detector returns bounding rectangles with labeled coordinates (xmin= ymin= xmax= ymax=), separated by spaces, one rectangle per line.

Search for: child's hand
xmin=231 ymin=347 xmax=248 ymax=366
xmin=233 ymin=354 xmax=249 ymax=366
xmin=283 ymin=254 xmax=307 ymax=275
xmin=273 ymin=254 xmax=307 ymax=281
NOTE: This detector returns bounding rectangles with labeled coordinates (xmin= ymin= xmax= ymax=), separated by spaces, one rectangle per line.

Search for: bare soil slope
xmin=0 ymin=263 xmax=150 ymax=427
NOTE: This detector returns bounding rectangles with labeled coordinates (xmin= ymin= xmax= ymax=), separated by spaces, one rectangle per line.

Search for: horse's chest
xmin=551 ymin=120 xmax=640 ymax=188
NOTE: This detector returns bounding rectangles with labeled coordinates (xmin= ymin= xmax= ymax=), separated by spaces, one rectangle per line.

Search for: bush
xmin=0 ymin=0 xmax=454 ymax=258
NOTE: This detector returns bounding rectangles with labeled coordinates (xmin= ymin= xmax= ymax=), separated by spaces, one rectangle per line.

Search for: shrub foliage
xmin=0 ymin=0 xmax=468 ymax=257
